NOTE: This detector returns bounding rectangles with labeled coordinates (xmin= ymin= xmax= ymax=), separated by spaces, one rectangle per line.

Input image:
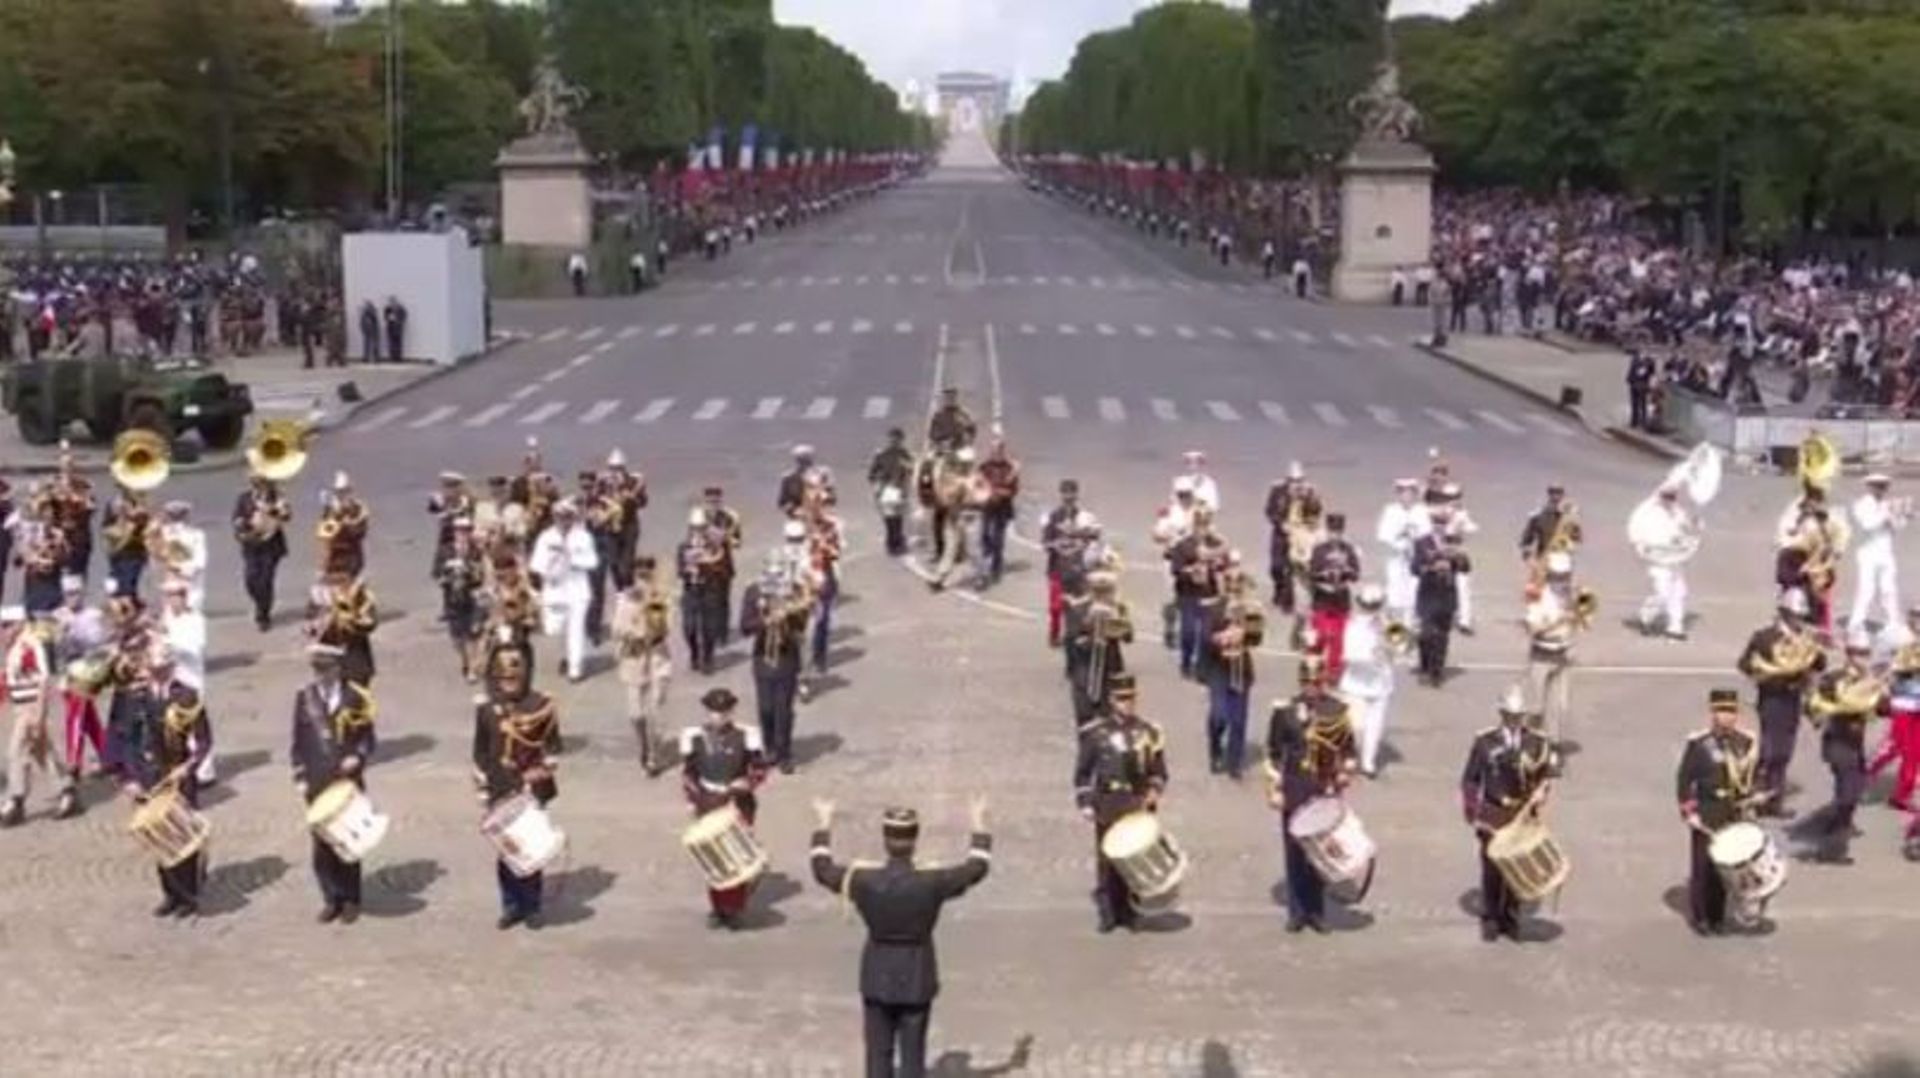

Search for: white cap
xmin=955 ymin=446 xmax=977 ymax=464
xmin=60 ymin=575 xmax=84 ymax=594
xmin=1544 ymin=551 xmax=1573 ymax=576
xmin=1287 ymin=461 xmax=1305 ymax=480
xmin=0 ymin=606 xmax=23 ymax=624
xmin=606 ymin=449 xmax=627 ymax=468
xmin=1172 ymin=476 xmax=1196 ymax=494
xmin=553 ymin=498 xmax=579 ymax=515
xmin=792 ymin=444 xmax=814 ymax=458
xmin=332 ymin=471 xmax=351 ymax=491
xmin=1184 ymin=450 xmax=1205 ymax=464
xmin=1498 ymin=685 xmax=1528 ymax=715
xmin=1356 ymin=583 xmax=1385 ymax=608
xmin=688 ymin=508 xmax=707 ymax=528
xmin=1394 ymin=477 xmax=1419 ymax=490
xmin=783 ymin=520 xmax=807 ymax=541
xmin=1866 ymin=473 xmax=1892 ymax=486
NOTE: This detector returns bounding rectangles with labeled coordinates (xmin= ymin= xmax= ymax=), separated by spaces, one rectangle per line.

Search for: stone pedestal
xmin=495 ymin=130 xmax=592 ymax=250
xmin=1332 ymin=139 xmax=1436 ymax=303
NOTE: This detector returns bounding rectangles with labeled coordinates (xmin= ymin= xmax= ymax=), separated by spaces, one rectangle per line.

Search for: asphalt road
xmin=3 ymin=151 xmax=1917 ymax=1078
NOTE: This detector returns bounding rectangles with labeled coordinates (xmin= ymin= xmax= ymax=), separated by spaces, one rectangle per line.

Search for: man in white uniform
xmin=157 ymin=500 xmax=208 ymax=612
xmin=531 ymin=499 xmax=599 ymax=682
xmin=1849 ymin=474 xmax=1907 ymax=633
xmin=1339 ymin=584 xmax=1396 ymax=777
xmin=1178 ymin=451 xmax=1220 ymax=515
xmin=1630 ymin=485 xmax=1694 ymax=640
xmin=1375 ymin=479 xmax=1429 ymax=625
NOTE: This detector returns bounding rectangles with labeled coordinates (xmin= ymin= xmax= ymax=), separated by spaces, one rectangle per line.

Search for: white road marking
xmin=1259 ymin=401 xmax=1291 ymax=425
xmin=1098 ymin=397 xmax=1126 ymax=422
xmin=885 ymin=274 xmax=899 ymax=284
xmin=1020 ymin=323 xmax=1037 ymax=336
xmin=824 ymin=276 xmax=842 ymax=285
xmin=1172 ymin=280 xmax=1194 ymax=291
xmin=463 ymin=403 xmax=512 ymax=427
xmin=576 ymin=326 xmax=603 ymax=341
xmin=1150 ymin=398 xmax=1179 ymax=422
xmin=1089 ymin=276 xmax=1106 ymax=289
xmin=406 ymin=405 xmax=457 ymax=429
xmin=518 ymin=401 xmax=566 ymax=425
xmin=804 ymin=397 xmax=836 ymax=420
xmin=733 ymin=321 xmax=757 ymax=335
xmin=1042 ymin=396 xmax=1070 ymax=420
xmin=1058 ymin=323 xmax=1078 ymax=336
xmin=1135 ymin=325 xmax=1156 ymax=338
xmin=1369 ymin=333 xmax=1395 ymax=348
xmin=1096 ymin=323 xmax=1116 ymax=336
xmin=1174 ymin=325 xmax=1197 ymax=340
xmin=538 ymin=328 xmax=569 ymax=342
xmin=911 ymin=274 xmax=929 ymax=284
xmin=593 ymin=341 xmax=614 ymax=353
xmin=751 ymin=397 xmax=784 ymax=419
xmin=1210 ymin=326 xmax=1236 ymax=340
xmin=618 ymin=325 xmax=642 ymax=340
xmin=1524 ymin=412 xmax=1578 ymax=436
xmin=1058 ymin=274 xmax=1076 ymax=285
xmin=541 ymin=369 xmax=568 ymax=384
xmin=774 ymin=321 xmax=795 ymax=335
xmin=1367 ymin=405 xmax=1404 ymax=428
xmin=739 ymin=278 xmax=758 ymax=288
xmin=770 ymin=277 xmax=787 ymax=287
xmin=851 ymin=319 xmax=873 ymax=334
xmin=356 ymin=405 xmax=407 ymax=432
xmin=814 ymin=320 xmax=834 ymax=334
xmin=1253 ymin=328 xmax=1278 ymax=342
xmin=633 ymin=398 xmax=675 ymax=423
xmin=894 ymin=321 xmax=913 ymax=334
xmin=863 ymin=396 xmax=891 ymax=419
xmin=854 ymin=275 xmax=869 ymax=285
xmin=692 ymin=398 xmax=727 ymax=421
xmin=1207 ymin=401 xmax=1242 ymax=422
xmin=1332 ymin=331 xmax=1359 ymax=347
xmin=510 ymin=384 xmax=542 ymax=400
xmin=578 ymin=400 xmax=620 ymax=425
xmin=1475 ymin=409 xmax=1526 ymax=433
xmin=1290 ymin=329 xmax=1314 ymax=344
xmin=799 ymin=276 xmax=816 ymax=285
xmin=985 ymin=322 xmax=1004 ymax=427
xmin=568 ymin=352 xmax=596 ymax=368
xmin=1032 ymin=275 xmax=1050 ymax=285
xmin=693 ymin=323 xmax=716 ymax=337
xmin=1425 ymin=407 xmax=1469 ymax=431
xmin=654 ymin=324 xmax=680 ymax=338
xmin=1313 ymin=402 xmax=1348 ymax=427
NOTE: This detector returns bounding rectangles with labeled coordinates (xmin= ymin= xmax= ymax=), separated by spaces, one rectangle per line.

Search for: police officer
xmin=810 ymin=796 xmax=992 ymax=1078
xmin=1072 ymin=673 xmax=1167 ymax=933
xmin=1627 ymin=349 xmax=1658 ymax=430
xmin=1461 ymin=686 xmax=1560 ymax=942
xmin=1267 ymin=661 xmax=1357 ymax=933
xmin=1676 ymin=688 xmax=1761 ymax=934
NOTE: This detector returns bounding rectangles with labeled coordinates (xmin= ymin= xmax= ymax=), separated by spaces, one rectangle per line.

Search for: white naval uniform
xmin=1849 ymin=493 xmax=1905 ymax=631
xmin=1629 ymin=499 xmax=1691 ymax=636
xmin=1441 ymin=508 xmax=1480 ymax=629
xmin=160 ymin=524 xmax=209 ymax=611
xmin=1374 ymin=501 xmax=1430 ymax=623
xmin=1338 ymin=615 xmax=1395 ymax=774
xmin=532 ymin=523 xmax=600 ymax=680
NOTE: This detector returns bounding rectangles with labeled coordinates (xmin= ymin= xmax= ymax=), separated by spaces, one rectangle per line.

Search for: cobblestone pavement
xmin=1 ymin=158 xmax=1917 ymax=1078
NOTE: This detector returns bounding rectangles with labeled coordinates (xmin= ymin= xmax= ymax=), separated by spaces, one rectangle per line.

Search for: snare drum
xmin=681 ymin=805 xmax=769 ymax=890
xmin=877 ymin=484 xmax=905 ymax=519
xmin=1709 ymin=821 xmax=1787 ymax=917
xmin=305 ymin=780 xmax=390 ymax=864
xmin=1099 ymin=811 xmax=1187 ymax=911
xmin=1287 ymin=797 xmax=1377 ymax=895
xmin=1485 ymin=816 xmax=1570 ymax=902
xmin=481 ymin=793 xmax=566 ymax=878
xmin=129 ymin=788 xmax=210 ymax=868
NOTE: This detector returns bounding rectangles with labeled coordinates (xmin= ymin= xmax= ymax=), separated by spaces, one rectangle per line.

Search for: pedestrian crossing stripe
xmin=1332 ymin=332 xmax=1358 ymax=347
xmin=634 ymin=398 xmax=675 ymax=423
xmin=1369 ymin=334 xmax=1395 ymax=348
xmin=578 ymin=400 xmax=620 ymax=425
xmin=734 ymin=322 xmax=757 ymax=335
xmin=538 ymin=328 xmax=569 ymax=342
xmin=1523 ymin=412 xmax=1577 ymax=436
xmin=854 ymin=276 xmax=869 ymax=285
xmin=408 ymin=404 xmax=457 ymax=429
xmin=1151 ymin=398 xmax=1179 ymax=422
xmin=1313 ymin=402 xmax=1348 ymax=427
xmin=804 ymin=397 xmax=836 ymax=420
xmin=618 ymin=325 xmax=642 ymax=340
xmin=894 ymin=321 xmax=913 ymax=334
xmin=519 ymin=401 xmax=566 ymax=425
xmin=1259 ymin=401 xmax=1291 ymax=425
xmin=885 ymin=275 xmax=900 ymax=284
xmin=864 ymin=396 xmax=891 ymax=419
xmin=824 ymin=276 xmax=842 ymax=285
xmin=814 ymin=320 xmax=834 ymax=334
xmin=1253 ymin=328 xmax=1277 ymax=343
xmin=693 ymin=324 xmax=716 ymax=337
xmin=693 ymin=398 xmax=728 ymax=420
xmin=1210 ymin=327 xmax=1235 ymax=340
xmin=752 ymin=396 xmax=784 ymax=419
xmin=774 ymin=321 xmax=795 ymax=335
xmin=1135 ymin=325 xmax=1156 ymax=338
xmin=1020 ymin=324 xmax=1037 ymax=335
xmin=1175 ymin=326 xmax=1197 ymax=340
xmin=1033 ymin=275 xmax=1050 ymax=284
xmin=357 ymin=405 xmax=407 ymax=432
xmin=541 ymin=369 xmax=567 ymax=384
xmin=1290 ymin=330 xmax=1314 ymax=344
xmin=1096 ymin=323 xmax=1116 ymax=336
xmin=1367 ymin=406 xmax=1403 ymax=429
xmin=851 ymin=319 xmax=873 ymax=334
xmin=1059 ymin=324 xmax=1079 ymax=336
xmin=1058 ymin=275 xmax=1076 ymax=285
xmin=1207 ymin=401 xmax=1241 ymax=422
xmin=655 ymin=325 xmax=680 ymax=338
xmin=1099 ymin=397 xmax=1126 ymax=422
xmin=1425 ymin=407 xmax=1468 ymax=431
xmin=1475 ymin=409 xmax=1525 ymax=433
xmin=510 ymin=384 xmax=542 ymax=401
xmin=1043 ymin=396 xmax=1070 ymax=420
xmin=513 ymin=321 xmax=1397 ymax=349
xmin=577 ymin=326 xmax=603 ymax=340
xmin=464 ymin=403 xmax=513 ymax=427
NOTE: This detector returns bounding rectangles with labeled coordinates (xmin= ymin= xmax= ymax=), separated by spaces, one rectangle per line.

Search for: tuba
xmin=247 ymin=419 xmax=310 ymax=482
xmin=110 ymin=430 xmax=171 ymax=492
xmin=1798 ymin=431 xmax=1838 ymax=494
xmin=1668 ymin=442 xmax=1724 ymax=507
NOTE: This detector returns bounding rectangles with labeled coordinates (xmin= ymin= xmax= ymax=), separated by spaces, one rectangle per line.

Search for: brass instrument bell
xmin=1798 ymin=432 xmax=1838 ymax=494
xmin=247 ymin=418 xmax=310 ymax=482
xmin=109 ymin=430 xmax=172 ymax=492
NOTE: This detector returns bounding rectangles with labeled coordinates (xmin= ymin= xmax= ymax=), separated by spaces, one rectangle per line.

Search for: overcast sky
xmin=771 ymin=0 xmax=1479 ymax=97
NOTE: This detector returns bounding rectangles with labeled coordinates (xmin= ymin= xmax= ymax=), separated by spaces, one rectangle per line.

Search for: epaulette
xmin=1473 ymin=724 xmax=1502 ymax=739
xmin=1685 ymin=729 xmax=1715 ymax=742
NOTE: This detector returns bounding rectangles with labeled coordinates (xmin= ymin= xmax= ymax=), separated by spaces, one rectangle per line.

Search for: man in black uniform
xmin=1803 ymin=637 xmax=1888 ymax=860
xmin=382 ymin=295 xmax=407 ymax=362
xmin=741 ymin=556 xmax=809 ymax=774
xmin=1412 ymin=526 xmax=1460 ymax=686
xmin=1073 ymin=673 xmax=1168 ymax=933
xmin=1065 ymin=571 xmax=1131 ymax=727
xmin=1263 ymin=464 xmax=1320 ymax=615
xmin=289 ymin=644 xmax=376 ymax=924
xmin=471 ymin=648 xmax=561 ymax=929
xmin=701 ymin=487 xmax=743 ymax=642
xmin=1267 ymin=666 xmax=1357 ymax=932
xmin=1676 ymin=688 xmax=1761 ymax=934
xmin=1627 ymin=349 xmax=1658 ymax=430
xmin=128 ymin=655 xmax=212 ymax=918
xmin=232 ymin=473 xmax=290 ymax=631
xmin=676 ymin=510 xmax=723 ymax=675
xmin=680 ymin=688 xmax=768 ymax=929
xmin=867 ymin=428 xmax=914 ymax=557
xmin=1305 ymin=514 xmax=1360 ymax=678
xmin=926 ymin=387 xmax=976 ymax=454
xmin=1460 ymin=686 xmax=1560 ymax=941
xmin=1040 ymin=480 xmax=1090 ymax=649
xmin=1517 ymin=485 xmax=1577 ymax=576
xmin=1735 ymin=591 xmax=1822 ymax=817
xmin=810 ymin=796 xmax=992 ymax=1078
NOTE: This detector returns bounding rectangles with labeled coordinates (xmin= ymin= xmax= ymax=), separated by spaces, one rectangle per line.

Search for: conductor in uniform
xmin=1460 ymin=686 xmax=1560 ymax=942
xmin=1675 ymin=688 xmax=1761 ymax=934
xmin=810 ymin=795 xmax=992 ymax=1078
xmin=1073 ymin=673 xmax=1168 ymax=933
xmin=289 ymin=643 xmax=376 ymax=924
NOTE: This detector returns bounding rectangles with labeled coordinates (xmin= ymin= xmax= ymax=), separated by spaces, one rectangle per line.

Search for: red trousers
xmin=64 ymin=692 xmax=105 ymax=774
xmin=705 ymin=801 xmax=758 ymax=915
xmin=1869 ymin=708 xmax=1919 ymax=807
xmin=1309 ymin=607 xmax=1348 ymax=682
xmin=1047 ymin=572 xmax=1064 ymax=645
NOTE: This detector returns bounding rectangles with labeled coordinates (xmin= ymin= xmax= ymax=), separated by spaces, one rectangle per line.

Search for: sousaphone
xmin=247 ymin=418 xmax=311 ymax=482
xmin=109 ymin=429 xmax=172 ymax=492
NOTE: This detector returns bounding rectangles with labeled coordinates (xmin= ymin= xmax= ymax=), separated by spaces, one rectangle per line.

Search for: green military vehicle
xmin=1 ymin=355 xmax=254 ymax=448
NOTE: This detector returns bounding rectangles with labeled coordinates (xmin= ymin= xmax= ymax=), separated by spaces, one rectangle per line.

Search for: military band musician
xmin=101 ymin=484 xmax=152 ymax=600
xmin=1461 ymin=687 xmax=1560 ymax=942
xmin=613 ymin=556 xmax=673 ymax=774
xmin=289 ymin=644 xmax=376 ymax=924
xmin=1200 ymin=563 xmax=1262 ymax=778
xmin=1803 ymin=635 xmax=1889 ymax=859
xmin=1736 ymin=591 xmax=1824 ymax=817
xmin=130 ymin=652 xmax=212 ymax=919
xmin=1676 ymin=689 xmax=1761 ymax=934
xmin=680 ymin=688 xmax=768 ymax=929
xmin=1267 ymin=662 xmax=1357 ymax=933
xmin=470 ymin=647 xmax=560 ymax=930
xmin=1072 ymin=673 xmax=1168 ymax=933
xmin=1263 ymin=462 xmax=1321 ymax=616
xmin=741 ymin=554 xmax=810 ymax=774
xmin=1306 ymin=514 xmax=1360 ymax=679
xmin=233 ymin=474 xmax=291 ymax=631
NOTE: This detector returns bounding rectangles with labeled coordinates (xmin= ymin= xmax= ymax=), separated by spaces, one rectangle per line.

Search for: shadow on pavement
xmin=203 ymin=854 xmax=292 ymax=916
xmin=740 ymin=869 xmax=803 ymax=931
xmin=931 ymin=1033 xmax=1035 ymax=1077
xmin=543 ymin=863 xmax=615 ymax=927
xmin=367 ymin=857 xmax=445 ymax=918
xmin=375 ymin=732 xmax=436 ymax=766
xmin=792 ymin=732 xmax=845 ymax=767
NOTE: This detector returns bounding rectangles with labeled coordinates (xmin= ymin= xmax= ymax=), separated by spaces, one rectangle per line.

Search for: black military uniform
xmin=1064 ymin=582 xmax=1130 ymax=726
xmin=741 ymin=577 xmax=809 ymax=772
xmin=1517 ymin=488 xmax=1574 ymax=567
xmin=867 ymin=431 xmax=915 ymax=557
xmin=1412 ymin=532 xmax=1459 ymax=684
xmin=926 ymin=394 xmax=976 ymax=453
xmin=232 ymin=479 xmax=290 ymax=631
xmin=102 ymin=490 xmax=151 ymax=600
xmin=1735 ymin=609 xmax=1822 ymax=816
xmin=606 ymin=466 xmax=646 ymax=591
xmin=1806 ymin=657 xmax=1887 ymax=851
xmin=1267 ymin=688 xmax=1356 ymax=931
xmin=1262 ymin=479 xmax=1319 ymax=614
xmin=1040 ymin=483 xmax=1087 ymax=650
xmin=1461 ymin=702 xmax=1559 ymax=941
xmin=289 ymin=660 xmax=376 ymax=923
xmin=471 ymin=655 xmax=561 ymax=929
xmin=676 ymin=527 xmax=722 ymax=674
xmin=0 ymin=479 xmax=13 ymax=606
xmin=702 ymin=491 xmax=742 ymax=641
xmin=1072 ymin=675 xmax=1168 ymax=932
xmin=1675 ymin=690 xmax=1760 ymax=933
xmin=382 ymin=296 xmax=407 ymax=362
xmin=141 ymin=679 xmax=213 ymax=917
xmin=811 ymin=808 xmax=992 ymax=1078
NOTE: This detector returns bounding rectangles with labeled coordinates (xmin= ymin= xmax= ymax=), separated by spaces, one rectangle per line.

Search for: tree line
xmin=1005 ymin=0 xmax=1920 ymax=241
xmin=0 ymin=0 xmax=931 ymax=232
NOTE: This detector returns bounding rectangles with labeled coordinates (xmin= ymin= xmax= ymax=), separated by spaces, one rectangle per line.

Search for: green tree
xmin=1250 ymin=0 xmax=1384 ymax=172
